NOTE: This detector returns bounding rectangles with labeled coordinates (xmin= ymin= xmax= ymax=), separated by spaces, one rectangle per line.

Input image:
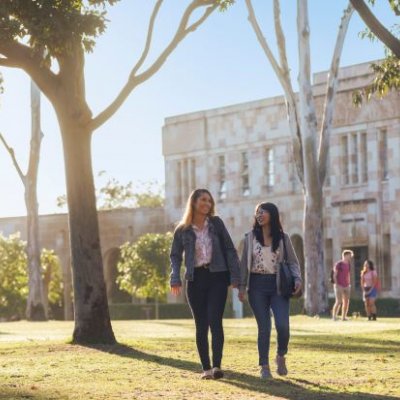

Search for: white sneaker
xmin=201 ymin=369 xmax=213 ymax=380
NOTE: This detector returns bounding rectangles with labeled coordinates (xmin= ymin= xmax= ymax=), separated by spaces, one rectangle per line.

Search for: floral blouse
xmin=251 ymin=238 xmax=279 ymax=274
xmin=192 ymin=219 xmax=213 ymax=267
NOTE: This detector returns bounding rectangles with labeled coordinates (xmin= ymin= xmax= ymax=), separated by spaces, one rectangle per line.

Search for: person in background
xmin=361 ymin=259 xmax=379 ymax=321
xmin=169 ymin=189 xmax=240 ymax=380
xmin=331 ymin=250 xmax=353 ymax=321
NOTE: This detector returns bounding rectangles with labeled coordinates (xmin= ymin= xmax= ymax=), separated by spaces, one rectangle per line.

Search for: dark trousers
xmin=248 ymin=273 xmax=290 ymax=366
xmin=186 ymin=267 xmax=229 ymax=370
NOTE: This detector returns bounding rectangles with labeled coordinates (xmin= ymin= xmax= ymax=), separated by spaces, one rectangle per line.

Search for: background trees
xmin=117 ymin=232 xmax=173 ymax=319
xmin=0 ymin=0 xmax=230 ymax=343
xmin=0 ymin=234 xmax=62 ymax=320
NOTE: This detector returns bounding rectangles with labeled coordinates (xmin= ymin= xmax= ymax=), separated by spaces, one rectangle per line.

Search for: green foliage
xmin=0 ymin=0 xmax=120 ymax=60
xmin=57 ymin=173 xmax=164 ymax=210
xmin=41 ymin=249 xmax=63 ymax=308
xmin=117 ymin=232 xmax=173 ymax=301
xmin=132 ymin=181 xmax=164 ymax=208
xmin=0 ymin=233 xmax=63 ymax=319
xmin=353 ymin=56 xmax=400 ymax=105
xmin=0 ymin=233 xmax=28 ymax=319
xmin=217 ymin=0 xmax=235 ymax=12
xmin=98 ymin=175 xmax=135 ymax=210
xmin=354 ymin=0 xmax=400 ymax=105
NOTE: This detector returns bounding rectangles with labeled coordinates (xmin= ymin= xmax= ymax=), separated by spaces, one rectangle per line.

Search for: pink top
xmin=363 ymin=270 xmax=378 ymax=288
xmin=334 ymin=261 xmax=351 ymax=287
xmin=192 ymin=219 xmax=212 ymax=267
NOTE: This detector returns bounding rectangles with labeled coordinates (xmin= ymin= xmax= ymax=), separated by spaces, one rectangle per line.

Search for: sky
xmin=0 ymin=0 xmax=396 ymax=218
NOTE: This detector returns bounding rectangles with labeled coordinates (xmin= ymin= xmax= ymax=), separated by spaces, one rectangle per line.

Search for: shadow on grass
xmin=0 ymin=387 xmax=54 ymax=400
xmin=86 ymin=343 xmax=398 ymax=400
xmin=292 ymin=333 xmax=400 ymax=354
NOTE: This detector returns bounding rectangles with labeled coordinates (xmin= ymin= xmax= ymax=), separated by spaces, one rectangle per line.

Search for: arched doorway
xmin=104 ymin=248 xmax=131 ymax=304
xmin=291 ymin=234 xmax=305 ymax=281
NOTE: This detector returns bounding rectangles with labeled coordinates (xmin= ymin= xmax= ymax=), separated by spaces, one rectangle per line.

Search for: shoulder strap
xmin=282 ymin=232 xmax=288 ymax=262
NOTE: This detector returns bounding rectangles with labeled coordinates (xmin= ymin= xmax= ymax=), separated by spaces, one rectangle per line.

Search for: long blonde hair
xmin=178 ymin=189 xmax=216 ymax=229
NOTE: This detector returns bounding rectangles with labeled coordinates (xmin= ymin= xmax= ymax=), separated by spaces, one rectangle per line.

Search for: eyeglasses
xmin=255 ymin=209 xmax=268 ymax=217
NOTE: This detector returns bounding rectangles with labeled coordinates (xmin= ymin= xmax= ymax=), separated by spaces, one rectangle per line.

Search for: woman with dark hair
xmin=238 ymin=202 xmax=302 ymax=379
xmin=361 ymin=260 xmax=379 ymax=321
xmin=170 ymin=188 xmax=240 ymax=379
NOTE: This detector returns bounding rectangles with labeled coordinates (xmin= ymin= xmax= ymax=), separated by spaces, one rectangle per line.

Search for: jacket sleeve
xmin=215 ymin=217 xmax=241 ymax=286
xmin=239 ymin=234 xmax=249 ymax=292
xmin=284 ymin=233 xmax=302 ymax=285
xmin=170 ymin=228 xmax=183 ymax=287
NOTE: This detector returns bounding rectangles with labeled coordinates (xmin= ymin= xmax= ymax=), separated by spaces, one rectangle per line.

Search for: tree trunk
xmin=62 ymin=262 xmax=74 ymax=321
xmin=155 ymin=295 xmax=159 ymax=320
xmin=25 ymin=80 xmax=47 ymax=321
xmin=60 ymin=118 xmax=115 ymax=344
xmin=297 ymin=0 xmax=328 ymax=314
xmin=303 ymin=189 xmax=327 ymax=314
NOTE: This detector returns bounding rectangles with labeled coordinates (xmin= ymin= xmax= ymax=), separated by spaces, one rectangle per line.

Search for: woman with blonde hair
xmin=361 ymin=260 xmax=379 ymax=321
xmin=170 ymin=188 xmax=240 ymax=380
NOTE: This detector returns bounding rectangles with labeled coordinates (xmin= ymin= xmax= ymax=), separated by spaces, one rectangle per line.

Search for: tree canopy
xmin=117 ymin=232 xmax=173 ymax=301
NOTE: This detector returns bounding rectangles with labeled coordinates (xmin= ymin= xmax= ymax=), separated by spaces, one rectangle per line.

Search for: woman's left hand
xmin=293 ymin=282 xmax=302 ymax=296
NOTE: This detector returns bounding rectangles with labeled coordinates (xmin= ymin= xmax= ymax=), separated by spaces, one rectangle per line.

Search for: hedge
xmin=108 ymin=298 xmax=400 ymax=320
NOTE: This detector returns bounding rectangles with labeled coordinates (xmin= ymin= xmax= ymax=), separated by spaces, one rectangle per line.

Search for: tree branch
xmin=0 ymin=41 xmax=59 ymax=101
xmin=350 ymin=0 xmax=400 ymax=57
xmin=297 ymin=0 xmax=320 ymax=190
xmin=0 ymin=132 xmax=26 ymax=184
xmin=318 ymin=4 xmax=353 ymax=184
xmin=129 ymin=0 xmax=164 ymax=79
xmin=246 ymin=0 xmax=304 ymax=184
xmin=0 ymin=57 xmax=21 ymax=68
xmin=90 ymin=0 xmax=217 ymax=131
xmin=273 ymin=0 xmax=304 ymax=184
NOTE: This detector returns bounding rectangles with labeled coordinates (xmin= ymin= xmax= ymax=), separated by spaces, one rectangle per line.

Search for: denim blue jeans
xmin=248 ymin=273 xmax=290 ymax=366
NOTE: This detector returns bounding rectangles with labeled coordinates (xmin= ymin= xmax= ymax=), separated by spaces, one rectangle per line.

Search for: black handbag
xmin=278 ymin=234 xmax=301 ymax=299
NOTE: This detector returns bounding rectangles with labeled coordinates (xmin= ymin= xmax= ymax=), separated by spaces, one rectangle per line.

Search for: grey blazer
xmin=239 ymin=231 xmax=302 ymax=294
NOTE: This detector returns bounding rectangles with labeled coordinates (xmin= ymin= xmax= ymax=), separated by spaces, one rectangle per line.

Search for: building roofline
xmin=0 ymin=206 xmax=165 ymax=221
xmin=163 ymin=60 xmax=379 ymax=125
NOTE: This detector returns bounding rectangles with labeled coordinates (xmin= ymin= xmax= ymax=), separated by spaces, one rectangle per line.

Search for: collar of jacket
xmin=182 ymin=216 xmax=217 ymax=235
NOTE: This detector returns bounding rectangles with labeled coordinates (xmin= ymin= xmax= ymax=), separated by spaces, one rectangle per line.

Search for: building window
xmin=341 ymin=136 xmax=349 ymax=185
xmin=241 ymin=152 xmax=250 ymax=197
xmin=325 ymin=149 xmax=331 ymax=187
xmin=190 ymin=159 xmax=196 ymax=190
xmin=176 ymin=161 xmax=182 ymax=207
xmin=265 ymin=147 xmax=274 ymax=191
xmin=341 ymin=132 xmax=368 ymax=186
xmin=351 ymin=133 xmax=359 ymax=184
xmin=218 ymin=155 xmax=227 ymax=200
xmin=360 ymin=132 xmax=368 ymax=183
xmin=379 ymin=129 xmax=389 ymax=180
xmin=382 ymin=234 xmax=392 ymax=290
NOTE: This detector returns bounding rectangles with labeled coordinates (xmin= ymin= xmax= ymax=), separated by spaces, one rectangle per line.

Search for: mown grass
xmin=0 ymin=317 xmax=399 ymax=399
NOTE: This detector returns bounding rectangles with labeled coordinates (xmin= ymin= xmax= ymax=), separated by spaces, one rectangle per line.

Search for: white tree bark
xmin=246 ymin=0 xmax=353 ymax=314
xmin=0 ymin=81 xmax=47 ymax=320
xmin=25 ymin=80 xmax=47 ymax=320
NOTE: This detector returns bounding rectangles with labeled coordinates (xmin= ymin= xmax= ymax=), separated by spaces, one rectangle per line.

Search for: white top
xmin=251 ymin=238 xmax=278 ymax=274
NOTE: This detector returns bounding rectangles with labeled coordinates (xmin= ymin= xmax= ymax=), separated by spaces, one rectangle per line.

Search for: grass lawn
xmin=0 ymin=316 xmax=399 ymax=399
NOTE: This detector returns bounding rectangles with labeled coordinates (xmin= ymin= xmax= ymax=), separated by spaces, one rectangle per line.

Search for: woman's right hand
xmin=238 ymin=290 xmax=246 ymax=303
xmin=170 ymin=286 xmax=182 ymax=296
